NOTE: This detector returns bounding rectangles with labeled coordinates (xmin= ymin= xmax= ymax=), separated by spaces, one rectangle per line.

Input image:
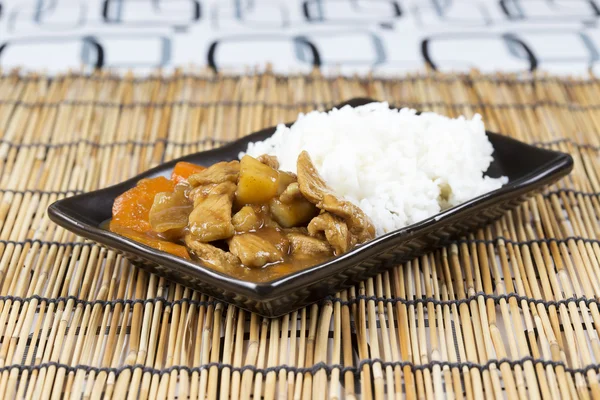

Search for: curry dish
xmin=109 ymin=151 xmax=375 ymax=281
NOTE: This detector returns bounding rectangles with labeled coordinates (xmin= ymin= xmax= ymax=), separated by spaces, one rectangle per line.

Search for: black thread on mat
xmin=0 ymin=99 xmax=335 ymax=109
xmin=325 ymin=292 xmax=600 ymax=309
xmin=444 ymin=235 xmax=600 ymax=248
xmin=0 ymin=239 xmax=92 ymax=247
xmin=533 ymin=138 xmax=600 ymax=151
xmin=0 ymin=137 xmax=231 ymax=149
xmin=0 ymin=189 xmax=84 ymax=195
xmin=0 ymin=137 xmax=593 ymax=152
xmin=544 ymin=188 xmax=600 ymax=198
xmin=6 ymin=72 xmax=586 ymax=85
xmin=0 ymin=294 xmax=218 ymax=308
xmin=2 ymin=291 xmax=598 ymax=312
xmin=1 ymin=357 xmax=598 ymax=377
xmin=4 ymin=98 xmax=600 ymax=111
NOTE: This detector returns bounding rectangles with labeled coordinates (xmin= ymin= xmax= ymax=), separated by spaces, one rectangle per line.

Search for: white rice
xmin=240 ymin=102 xmax=508 ymax=236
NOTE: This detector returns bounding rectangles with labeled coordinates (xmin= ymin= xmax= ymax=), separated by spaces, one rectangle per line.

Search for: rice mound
xmin=240 ymin=102 xmax=508 ymax=236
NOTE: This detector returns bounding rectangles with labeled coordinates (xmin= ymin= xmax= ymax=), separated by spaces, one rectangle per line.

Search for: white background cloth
xmin=0 ymin=0 xmax=599 ymax=75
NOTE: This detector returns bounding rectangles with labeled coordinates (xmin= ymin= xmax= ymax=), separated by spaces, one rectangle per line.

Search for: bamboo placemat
xmin=0 ymin=70 xmax=599 ymax=399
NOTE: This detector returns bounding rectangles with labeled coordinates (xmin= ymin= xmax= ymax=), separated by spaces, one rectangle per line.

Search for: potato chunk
xmin=235 ymin=155 xmax=279 ymax=204
xmin=277 ymin=171 xmax=297 ymax=195
xmin=279 ymin=182 xmax=302 ymax=203
xmin=270 ymin=197 xmax=318 ymax=228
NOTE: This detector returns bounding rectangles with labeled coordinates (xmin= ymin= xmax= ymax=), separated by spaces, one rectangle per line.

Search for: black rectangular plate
xmin=48 ymin=98 xmax=574 ymax=317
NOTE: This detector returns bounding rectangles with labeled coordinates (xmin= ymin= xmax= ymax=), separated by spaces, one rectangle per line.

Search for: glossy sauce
xmin=104 ymin=157 xmax=348 ymax=283
xmin=102 ymin=218 xmax=332 ymax=282
xmin=235 ymin=226 xmax=332 ymax=282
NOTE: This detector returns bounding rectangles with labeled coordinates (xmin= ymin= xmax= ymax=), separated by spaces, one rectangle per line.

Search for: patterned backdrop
xmin=0 ymin=0 xmax=599 ymax=75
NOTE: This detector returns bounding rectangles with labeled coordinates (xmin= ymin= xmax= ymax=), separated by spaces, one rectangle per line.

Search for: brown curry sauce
xmin=107 ymin=152 xmax=375 ymax=282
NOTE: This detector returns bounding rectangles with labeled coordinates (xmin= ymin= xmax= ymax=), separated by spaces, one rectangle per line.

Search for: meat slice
xmin=287 ymin=232 xmax=332 ymax=259
xmin=285 ymin=226 xmax=309 ymax=235
xmin=188 ymin=160 xmax=240 ymax=187
xmin=296 ymin=151 xmax=329 ymax=204
xmin=149 ymin=185 xmax=193 ymax=233
xmin=297 ymin=151 xmax=375 ymax=245
xmin=232 ymin=206 xmax=263 ymax=233
xmin=189 ymin=181 xmax=236 ymax=207
xmin=279 ymin=182 xmax=302 ymax=203
xmin=185 ymin=235 xmax=241 ymax=271
xmin=228 ymin=233 xmax=284 ymax=268
xmin=188 ymin=194 xmax=235 ymax=242
xmin=308 ymin=213 xmax=355 ymax=255
xmin=321 ymin=194 xmax=375 ymax=243
xmin=254 ymin=227 xmax=290 ymax=254
xmin=258 ymin=154 xmax=279 ymax=170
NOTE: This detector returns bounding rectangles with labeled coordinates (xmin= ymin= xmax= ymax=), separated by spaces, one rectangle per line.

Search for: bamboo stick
xmin=0 ymin=70 xmax=596 ymax=399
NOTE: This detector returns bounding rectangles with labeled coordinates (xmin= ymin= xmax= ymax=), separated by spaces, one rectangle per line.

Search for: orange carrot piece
xmin=110 ymin=224 xmax=191 ymax=260
xmin=111 ymin=176 xmax=176 ymax=234
xmin=171 ymin=162 xmax=206 ymax=183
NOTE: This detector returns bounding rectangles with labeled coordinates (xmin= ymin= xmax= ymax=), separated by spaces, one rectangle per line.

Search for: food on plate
xmin=171 ymin=161 xmax=206 ymax=183
xmin=243 ymin=102 xmax=507 ymax=235
xmin=109 ymin=152 xmax=375 ymax=280
xmin=109 ymin=102 xmax=507 ymax=280
xmin=111 ymin=176 xmax=176 ymax=234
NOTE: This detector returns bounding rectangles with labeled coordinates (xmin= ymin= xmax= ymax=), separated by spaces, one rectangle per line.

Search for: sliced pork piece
xmin=321 ymin=194 xmax=375 ymax=243
xmin=187 ymin=160 xmax=240 ymax=187
xmin=286 ymin=232 xmax=332 ymax=259
xmin=296 ymin=151 xmax=329 ymax=204
xmin=308 ymin=213 xmax=355 ymax=255
xmin=228 ymin=232 xmax=285 ymax=268
xmin=184 ymin=235 xmax=241 ymax=270
xmin=232 ymin=206 xmax=263 ymax=233
xmin=254 ymin=227 xmax=290 ymax=254
xmin=189 ymin=181 xmax=236 ymax=207
xmin=297 ymin=151 xmax=375 ymax=244
xmin=279 ymin=182 xmax=302 ymax=203
xmin=188 ymin=194 xmax=235 ymax=242
xmin=149 ymin=185 xmax=193 ymax=233
xmin=258 ymin=154 xmax=280 ymax=170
